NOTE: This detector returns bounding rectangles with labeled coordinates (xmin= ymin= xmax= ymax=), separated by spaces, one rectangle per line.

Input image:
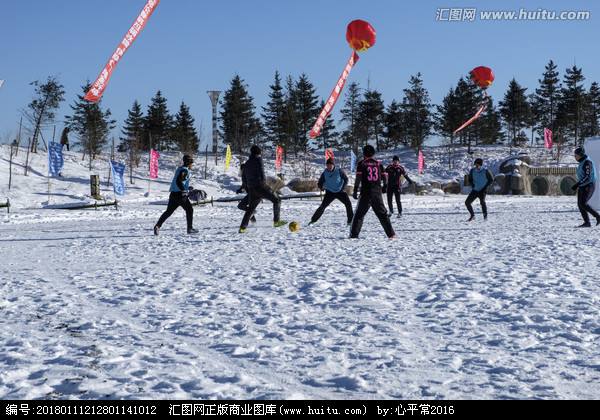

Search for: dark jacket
xmin=385 ymin=163 xmax=413 ymax=190
xmin=244 ymin=154 xmax=266 ymax=189
xmin=353 ymin=158 xmax=387 ymax=195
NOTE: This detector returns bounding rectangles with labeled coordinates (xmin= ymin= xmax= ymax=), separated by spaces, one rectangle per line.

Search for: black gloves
xmin=571 ymin=183 xmax=578 ymax=191
xmin=353 ymin=191 xmax=359 ymax=200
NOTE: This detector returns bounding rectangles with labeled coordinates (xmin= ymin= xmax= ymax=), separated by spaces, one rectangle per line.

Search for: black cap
xmin=574 ymin=146 xmax=585 ymax=156
xmin=392 ymin=155 xmax=399 ymax=161
xmin=326 ymin=158 xmax=334 ymax=165
xmin=474 ymin=158 xmax=483 ymax=166
xmin=250 ymin=145 xmax=261 ymax=156
xmin=363 ymin=144 xmax=375 ymax=157
xmin=183 ymin=154 xmax=194 ymax=165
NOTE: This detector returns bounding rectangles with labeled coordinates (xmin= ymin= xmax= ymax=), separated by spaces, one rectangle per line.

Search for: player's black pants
xmin=350 ymin=189 xmax=395 ymax=238
xmin=387 ymin=188 xmax=402 ymax=214
xmin=240 ymin=184 xmax=281 ymax=228
xmin=156 ymin=192 xmax=193 ymax=230
xmin=578 ymin=184 xmax=600 ymax=224
xmin=465 ymin=190 xmax=487 ymax=217
xmin=311 ymin=191 xmax=354 ymax=224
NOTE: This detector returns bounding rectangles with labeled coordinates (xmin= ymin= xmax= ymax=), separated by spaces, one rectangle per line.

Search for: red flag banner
xmin=149 ymin=149 xmax=159 ymax=179
xmin=418 ymin=150 xmax=424 ymax=174
xmin=275 ymin=146 xmax=284 ymax=171
xmin=325 ymin=148 xmax=334 ymax=162
xmin=85 ymin=0 xmax=160 ymax=102
xmin=310 ymin=51 xmax=360 ymax=139
xmin=544 ymin=128 xmax=553 ymax=149
xmin=453 ymin=102 xmax=487 ymax=135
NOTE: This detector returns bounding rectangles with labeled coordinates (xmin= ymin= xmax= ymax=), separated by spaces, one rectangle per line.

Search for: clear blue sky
xmin=0 ymin=0 xmax=598 ymax=147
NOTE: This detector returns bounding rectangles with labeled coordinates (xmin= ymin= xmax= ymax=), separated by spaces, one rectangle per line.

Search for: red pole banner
xmin=275 ymin=146 xmax=284 ymax=171
xmin=418 ymin=150 xmax=425 ymax=174
xmin=149 ymin=149 xmax=159 ymax=179
xmin=85 ymin=0 xmax=160 ymax=102
xmin=310 ymin=51 xmax=360 ymax=139
xmin=544 ymin=128 xmax=553 ymax=149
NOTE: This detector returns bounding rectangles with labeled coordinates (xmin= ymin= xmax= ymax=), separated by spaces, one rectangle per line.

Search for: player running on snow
xmin=239 ymin=145 xmax=287 ymax=233
xmin=154 ymin=154 xmax=198 ymax=235
xmin=350 ymin=145 xmax=396 ymax=239
xmin=309 ymin=158 xmax=353 ymax=226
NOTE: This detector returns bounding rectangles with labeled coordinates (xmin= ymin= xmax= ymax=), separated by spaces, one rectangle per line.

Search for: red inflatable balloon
xmin=346 ymin=20 xmax=376 ymax=52
xmin=470 ymin=66 xmax=494 ymax=89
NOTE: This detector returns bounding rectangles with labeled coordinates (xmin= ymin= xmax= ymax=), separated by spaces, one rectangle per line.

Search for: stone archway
xmin=531 ymin=177 xmax=550 ymax=196
xmin=560 ymin=176 xmax=577 ymax=196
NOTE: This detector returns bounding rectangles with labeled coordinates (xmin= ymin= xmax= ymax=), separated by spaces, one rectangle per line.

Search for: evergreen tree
xmin=22 ymin=76 xmax=65 ymax=153
xmin=383 ymin=100 xmax=405 ymax=149
xmin=499 ymin=78 xmax=531 ymax=146
xmin=582 ymin=82 xmax=600 ymax=138
xmin=281 ymin=76 xmax=298 ymax=161
xmin=119 ymin=100 xmax=144 ymax=153
xmin=532 ymin=60 xmax=561 ymax=142
xmin=454 ymin=77 xmax=483 ymax=151
xmin=557 ymin=65 xmax=586 ymax=144
xmin=145 ymin=91 xmax=173 ymax=151
xmin=340 ymin=81 xmax=362 ymax=154
xmin=261 ymin=71 xmax=287 ymax=150
xmin=294 ymin=73 xmax=319 ymax=153
xmin=400 ymin=73 xmax=433 ymax=151
xmin=220 ymin=75 xmax=261 ymax=153
xmin=172 ymin=101 xmax=199 ymax=153
xmin=358 ymin=88 xmax=386 ymax=150
xmin=478 ymin=99 xmax=504 ymax=145
xmin=65 ymin=83 xmax=116 ymax=170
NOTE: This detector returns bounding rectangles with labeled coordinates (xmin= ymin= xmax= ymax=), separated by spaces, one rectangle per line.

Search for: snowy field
xmin=1 ymin=194 xmax=599 ymax=400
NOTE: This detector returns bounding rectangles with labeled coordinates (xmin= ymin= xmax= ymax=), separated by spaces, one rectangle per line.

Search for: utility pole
xmin=207 ymin=91 xmax=221 ymax=166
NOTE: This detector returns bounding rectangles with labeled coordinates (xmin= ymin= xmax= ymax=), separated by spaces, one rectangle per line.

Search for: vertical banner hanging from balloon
xmin=225 ymin=144 xmax=232 ymax=170
xmin=149 ymin=149 xmax=159 ymax=179
xmin=310 ymin=20 xmax=376 ymax=139
xmin=544 ymin=128 xmax=553 ymax=149
xmin=453 ymin=66 xmax=494 ymax=135
xmin=275 ymin=146 xmax=284 ymax=171
xmin=418 ymin=150 xmax=425 ymax=174
xmin=85 ymin=0 xmax=160 ymax=102
xmin=325 ymin=148 xmax=334 ymax=162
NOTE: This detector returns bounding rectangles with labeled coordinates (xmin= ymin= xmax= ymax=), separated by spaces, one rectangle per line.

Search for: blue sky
xmin=0 ymin=0 xmax=598 ymax=147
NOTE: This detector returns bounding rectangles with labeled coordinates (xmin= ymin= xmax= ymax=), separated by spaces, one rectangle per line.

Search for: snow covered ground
xmin=1 ymin=194 xmax=599 ymax=400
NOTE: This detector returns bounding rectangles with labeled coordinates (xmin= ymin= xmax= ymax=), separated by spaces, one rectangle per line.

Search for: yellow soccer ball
xmin=288 ymin=221 xmax=300 ymax=232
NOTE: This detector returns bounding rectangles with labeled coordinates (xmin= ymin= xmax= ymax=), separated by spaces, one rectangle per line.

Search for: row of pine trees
xmin=20 ymin=60 xmax=600 ymax=166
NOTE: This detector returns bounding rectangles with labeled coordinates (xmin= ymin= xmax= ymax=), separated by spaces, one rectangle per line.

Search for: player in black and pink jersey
xmin=350 ymin=145 xmax=396 ymax=239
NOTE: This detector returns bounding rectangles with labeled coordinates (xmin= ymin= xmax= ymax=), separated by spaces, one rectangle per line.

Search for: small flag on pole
xmin=225 ymin=144 xmax=232 ymax=170
xmin=325 ymin=148 xmax=334 ymax=162
xmin=418 ymin=149 xmax=425 ymax=174
xmin=275 ymin=146 xmax=284 ymax=171
xmin=110 ymin=160 xmax=126 ymax=196
xmin=544 ymin=128 xmax=553 ymax=149
xmin=149 ymin=149 xmax=159 ymax=179
xmin=48 ymin=142 xmax=64 ymax=177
